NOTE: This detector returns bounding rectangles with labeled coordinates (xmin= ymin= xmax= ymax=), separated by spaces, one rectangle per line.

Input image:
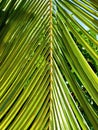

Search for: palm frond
xmin=0 ymin=0 xmax=98 ymax=130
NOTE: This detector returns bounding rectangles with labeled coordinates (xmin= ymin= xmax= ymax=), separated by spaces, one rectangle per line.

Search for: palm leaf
xmin=0 ymin=0 xmax=98 ymax=130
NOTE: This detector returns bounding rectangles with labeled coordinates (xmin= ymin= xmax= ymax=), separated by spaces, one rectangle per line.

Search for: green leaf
xmin=0 ymin=0 xmax=98 ymax=130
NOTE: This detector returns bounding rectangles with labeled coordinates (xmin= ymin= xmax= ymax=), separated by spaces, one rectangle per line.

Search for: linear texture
xmin=0 ymin=0 xmax=98 ymax=130
xmin=0 ymin=0 xmax=51 ymax=129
